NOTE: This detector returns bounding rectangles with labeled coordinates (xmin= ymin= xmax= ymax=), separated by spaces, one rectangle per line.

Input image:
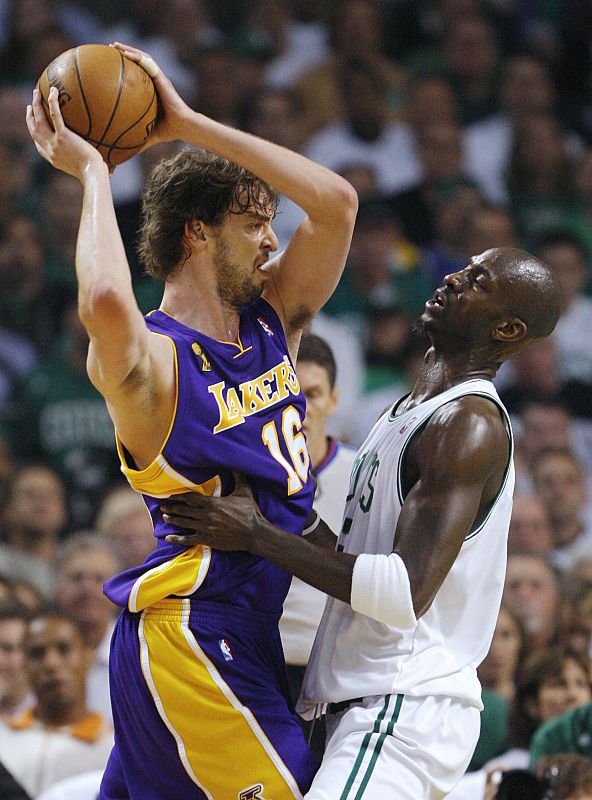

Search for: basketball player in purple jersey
xmin=26 ymin=42 xmax=357 ymax=800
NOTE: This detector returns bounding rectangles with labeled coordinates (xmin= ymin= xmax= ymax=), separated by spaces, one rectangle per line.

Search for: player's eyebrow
xmin=469 ymin=261 xmax=492 ymax=279
xmin=246 ymin=209 xmax=275 ymax=223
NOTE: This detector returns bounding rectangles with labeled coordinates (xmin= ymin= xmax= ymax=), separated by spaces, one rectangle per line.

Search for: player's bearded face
xmin=213 ymin=234 xmax=264 ymax=307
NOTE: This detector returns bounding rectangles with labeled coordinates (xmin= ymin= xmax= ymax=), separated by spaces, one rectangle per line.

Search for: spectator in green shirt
xmin=530 ymin=701 xmax=592 ymax=765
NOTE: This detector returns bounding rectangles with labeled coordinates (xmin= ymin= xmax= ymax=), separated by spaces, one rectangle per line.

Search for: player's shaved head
xmin=486 ymin=247 xmax=563 ymax=339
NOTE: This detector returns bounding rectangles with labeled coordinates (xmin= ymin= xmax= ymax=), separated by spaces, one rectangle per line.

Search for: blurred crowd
xmin=1 ymin=0 xmax=592 ymax=797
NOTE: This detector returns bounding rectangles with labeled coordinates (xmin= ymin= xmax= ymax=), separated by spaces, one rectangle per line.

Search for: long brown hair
xmin=137 ymin=147 xmax=279 ymax=281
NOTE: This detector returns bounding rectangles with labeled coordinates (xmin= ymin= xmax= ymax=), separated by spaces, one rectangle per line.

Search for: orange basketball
xmin=37 ymin=44 xmax=158 ymax=169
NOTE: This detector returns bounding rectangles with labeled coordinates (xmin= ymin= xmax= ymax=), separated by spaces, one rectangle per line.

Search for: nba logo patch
xmin=219 ymin=638 xmax=233 ymax=661
xmin=257 ymin=317 xmax=274 ymax=336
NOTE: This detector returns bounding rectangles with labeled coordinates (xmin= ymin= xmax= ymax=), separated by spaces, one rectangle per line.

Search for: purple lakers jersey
xmin=103 ymin=298 xmax=314 ymax=615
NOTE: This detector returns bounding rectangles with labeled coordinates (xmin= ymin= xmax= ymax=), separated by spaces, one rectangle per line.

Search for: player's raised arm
xmin=25 ymin=86 xmax=152 ymax=398
xmin=113 ymin=43 xmax=358 ymax=347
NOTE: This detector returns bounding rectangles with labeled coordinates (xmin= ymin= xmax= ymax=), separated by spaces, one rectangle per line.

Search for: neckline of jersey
xmin=148 ymin=308 xmax=252 ymax=353
xmin=388 ymin=377 xmax=495 ymax=421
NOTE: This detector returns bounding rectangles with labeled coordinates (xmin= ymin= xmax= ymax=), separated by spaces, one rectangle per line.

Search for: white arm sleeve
xmin=350 ymin=553 xmax=417 ymax=629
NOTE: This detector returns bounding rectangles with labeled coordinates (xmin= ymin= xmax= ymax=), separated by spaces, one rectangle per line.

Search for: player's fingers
xmin=30 ymin=88 xmax=49 ymax=129
xmin=111 ymin=42 xmax=160 ymax=78
xmin=25 ymin=103 xmax=37 ymax=135
xmin=111 ymin=41 xmax=145 ymax=57
xmin=47 ymin=86 xmax=67 ymax=133
xmin=164 ymin=530 xmax=205 ymax=545
xmin=162 ymin=510 xmax=195 ymax=525
xmin=162 ymin=493 xmax=209 ymax=511
xmin=28 ymin=95 xmax=52 ymax=150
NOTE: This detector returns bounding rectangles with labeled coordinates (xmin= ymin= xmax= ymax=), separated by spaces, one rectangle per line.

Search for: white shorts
xmin=304 ymin=693 xmax=480 ymax=800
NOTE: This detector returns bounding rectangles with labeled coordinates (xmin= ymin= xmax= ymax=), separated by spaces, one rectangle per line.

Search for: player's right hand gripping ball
xmin=37 ymin=44 xmax=158 ymax=169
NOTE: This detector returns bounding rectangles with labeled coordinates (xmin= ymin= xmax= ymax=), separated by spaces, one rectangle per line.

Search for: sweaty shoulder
xmin=414 ymin=394 xmax=510 ymax=482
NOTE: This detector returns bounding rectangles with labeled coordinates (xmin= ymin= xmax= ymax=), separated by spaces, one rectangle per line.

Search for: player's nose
xmin=443 ymin=271 xmax=463 ymax=291
xmin=263 ymin=224 xmax=279 ymax=252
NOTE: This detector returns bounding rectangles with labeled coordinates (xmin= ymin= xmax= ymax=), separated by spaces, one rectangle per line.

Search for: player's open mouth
xmin=426 ymin=290 xmax=446 ymax=308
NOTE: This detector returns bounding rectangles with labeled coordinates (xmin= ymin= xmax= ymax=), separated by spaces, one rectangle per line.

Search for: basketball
xmin=37 ymin=44 xmax=158 ymax=169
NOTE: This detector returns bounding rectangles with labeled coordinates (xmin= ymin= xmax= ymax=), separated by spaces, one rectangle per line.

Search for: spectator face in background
xmin=443 ymin=16 xmax=498 ymax=84
xmin=195 ymin=47 xmax=242 ymax=126
xmin=0 ymin=609 xmax=29 ymax=718
xmin=340 ymin=64 xmax=388 ymax=141
xmin=512 ymin=647 xmax=592 ymax=749
xmin=501 ymin=55 xmax=555 ymax=118
xmin=509 ymin=114 xmax=574 ymax=197
xmin=24 ymin=615 xmax=91 ymax=723
xmin=433 ymin=185 xmax=482 ymax=254
xmin=532 ymin=450 xmax=587 ymax=543
xmin=536 ymin=754 xmax=592 ymax=800
xmin=54 ymin=540 xmax=119 ymax=647
xmin=406 ymin=76 xmax=457 ymax=133
xmin=519 ymin=402 xmax=572 ymax=464
xmin=508 ymin=494 xmax=554 ymax=556
xmin=532 ymin=653 xmax=592 ymax=723
xmin=416 ymin=122 xmax=465 ymax=184
xmin=3 ymin=465 xmax=67 ymax=547
xmin=0 ymin=215 xmax=45 ymax=299
xmin=508 ymin=338 xmax=560 ymax=395
xmin=331 ymin=0 xmax=384 ymax=61
xmin=478 ymin=602 xmax=527 ymax=699
xmin=538 ymin=238 xmax=588 ymax=311
xmin=95 ymin=487 xmax=155 ymax=571
xmin=463 ymin=206 xmax=517 ymax=258
xmin=243 ymin=89 xmax=305 ymax=152
xmin=504 ymin=553 xmax=559 ymax=644
xmin=296 ymin=360 xmax=338 ymax=467
xmin=348 ymin=207 xmax=404 ymax=289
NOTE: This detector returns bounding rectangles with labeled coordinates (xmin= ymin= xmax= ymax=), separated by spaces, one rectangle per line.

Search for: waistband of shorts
xmin=326 ymin=697 xmax=364 ymax=715
xmin=139 ymin=597 xmax=281 ymax=629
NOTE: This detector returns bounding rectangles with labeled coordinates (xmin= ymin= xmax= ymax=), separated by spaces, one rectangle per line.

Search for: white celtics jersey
xmin=298 ymin=379 xmax=514 ymax=718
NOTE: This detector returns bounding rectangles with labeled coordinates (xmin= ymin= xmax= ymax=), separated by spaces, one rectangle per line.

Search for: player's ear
xmin=185 ymin=219 xmax=207 ymax=246
xmin=492 ymin=317 xmax=527 ymax=343
xmin=328 ymin=385 xmax=340 ymax=416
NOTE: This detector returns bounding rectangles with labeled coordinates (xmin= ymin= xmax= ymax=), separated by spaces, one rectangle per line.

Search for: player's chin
xmin=239 ymin=281 xmax=265 ymax=306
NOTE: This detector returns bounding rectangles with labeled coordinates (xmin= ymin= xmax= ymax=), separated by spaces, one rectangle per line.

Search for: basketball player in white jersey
xmin=160 ymin=248 xmax=563 ymax=800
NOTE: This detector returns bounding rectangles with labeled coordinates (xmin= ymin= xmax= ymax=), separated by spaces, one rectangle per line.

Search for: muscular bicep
xmin=393 ymin=399 xmax=510 ymax=617
xmin=263 ymin=195 xmax=356 ymax=337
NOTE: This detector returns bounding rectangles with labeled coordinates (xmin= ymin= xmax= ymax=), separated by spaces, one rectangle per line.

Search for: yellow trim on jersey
xmin=115 ymin=330 xmax=179 ymax=494
xmin=129 ymin=543 xmax=213 ymax=613
xmin=111 ymin=330 xmax=224 ymax=611
xmin=139 ymin=600 xmax=303 ymax=800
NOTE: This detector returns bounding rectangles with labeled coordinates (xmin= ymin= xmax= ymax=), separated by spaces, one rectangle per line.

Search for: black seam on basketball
xmin=73 ymin=47 xmax=93 ymax=138
xmin=96 ymin=50 xmax=126 ymax=148
xmin=107 ymin=87 xmax=157 ymax=158
xmin=84 ymin=136 xmax=153 ymax=150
